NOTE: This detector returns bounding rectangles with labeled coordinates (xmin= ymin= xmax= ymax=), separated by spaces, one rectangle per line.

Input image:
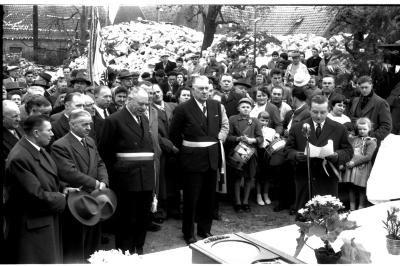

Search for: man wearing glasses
xmin=169 ymin=76 xmax=224 ymax=245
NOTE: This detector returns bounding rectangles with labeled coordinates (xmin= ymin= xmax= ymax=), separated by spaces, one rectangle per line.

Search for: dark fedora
xmin=67 ymin=190 xmax=101 ymax=226
xmin=71 ymin=71 xmax=92 ymax=85
xmin=234 ymin=79 xmax=252 ymax=89
xmin=5 ymin=81 xmax=23 ymax=91
xmin=91 ymin=188 xmax=117 ymax=221
xmin=118 ymin=69 xmax=135 ymax=79
xmin=33 ymin=79 xmax=50 ymax=89
xmin=38 ymin=72 xmax=52 ymax=83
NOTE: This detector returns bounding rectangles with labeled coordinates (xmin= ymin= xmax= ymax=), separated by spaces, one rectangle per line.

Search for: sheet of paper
xmin=261 ymin=127 xmax=276 ymax=148
xmin=305 ymin=139 xmax=334 ymax=158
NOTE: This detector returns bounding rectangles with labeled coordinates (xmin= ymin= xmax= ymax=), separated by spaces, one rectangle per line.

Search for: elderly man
xmin=155 ymin=54 xmax=177 ymax=75
xmin=169 ymin=75 xmax=224 ymax=244
xmin=349 ymin=76 xmax=392 ymax=143
xmin=51 ymin=92 xmax=85 ymax=141
xmin=99 ymin=88 xmax=155 ymax=255
xmin=93 ymin=86 xmax=112 ymax=119
xmin=286 ymin=95 xmax=353 ymax=210
xmin=51 ymin=109 xmax=108 ymax=263
xmin=3 ymin=100 xmax=23 ymax=160
xmin=118 ymin=70 xmax=140 ymax=91
xmin=5 ymin=115 xmax=69 ymax=263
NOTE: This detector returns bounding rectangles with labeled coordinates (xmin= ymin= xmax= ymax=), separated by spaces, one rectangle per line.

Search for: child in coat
xmin=227 ymin=98 xmax=263 ymax=213
xmin=343 ymin=117 xmax=377 ymax=210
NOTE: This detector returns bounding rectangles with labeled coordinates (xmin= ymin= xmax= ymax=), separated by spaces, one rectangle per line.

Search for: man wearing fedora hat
xmin=222 ymin=77 xmax=249 ymax=118
xmin=3 ymin=66 xmax=25 ymax=86
xmin=71 ymin=70 xmax=92 ymax=93
xmin=51 ymin=109 xmax=109 ymax=263
xmin=118 ymin=69 xmax=140 ymax=91
xmin=155 ymin=54 xmax=177 ymax=75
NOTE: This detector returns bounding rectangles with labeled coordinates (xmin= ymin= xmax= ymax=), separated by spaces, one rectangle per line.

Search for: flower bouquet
xmin=383 ymin=207 xmax=400 ymax=255
xmin=294 ymin=195 xmax=359 ymax=264
xmin=88 ymin=249 xmax=142 ymax=264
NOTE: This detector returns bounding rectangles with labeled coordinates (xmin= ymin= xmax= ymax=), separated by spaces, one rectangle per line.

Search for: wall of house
xmin=3 ymin=39 xmax=69 ymax=66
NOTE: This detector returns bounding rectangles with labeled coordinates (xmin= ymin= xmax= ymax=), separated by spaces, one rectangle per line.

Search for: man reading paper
xmin=286 ymin=95 xmax=353 ymax=210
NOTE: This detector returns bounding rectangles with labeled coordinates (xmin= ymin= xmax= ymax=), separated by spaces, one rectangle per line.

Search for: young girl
xmin=343 ymin=117 xmax=377 ymax=210
xmin=227 ymin=98 xmax=264 ymax=212
xmin=255 ymin=111 xmax=276 ymax=205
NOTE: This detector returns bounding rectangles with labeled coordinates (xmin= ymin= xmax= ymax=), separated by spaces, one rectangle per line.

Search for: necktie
xmin=11 ymin=129 xmax=19 ymax=139
xmin=316 ymin=123 xmax=322 ymax=139
xmin=136 ymin=115 xmax=141 ymax=125
xmin=202 ymin=104 xmax=207 ymax=117
xmin=81 ymin=138 xmax=90 ymax=155
xmin=103 ymin=108 xmax=108 ymax=118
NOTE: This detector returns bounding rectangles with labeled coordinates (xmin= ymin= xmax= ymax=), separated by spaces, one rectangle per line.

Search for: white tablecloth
xmin=141 ymin=200 xmax=400 ymax=264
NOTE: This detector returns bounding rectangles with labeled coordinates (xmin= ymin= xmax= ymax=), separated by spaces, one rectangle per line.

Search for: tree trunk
xmin=201 ymin=5 xmax=221 ymax=52
xmin=33 ymin=5 xmax=38 ymax=62
xmin=79 ymin=6 xmax=88 ymax=55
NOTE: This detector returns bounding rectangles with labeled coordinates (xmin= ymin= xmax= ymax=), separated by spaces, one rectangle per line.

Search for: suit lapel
xmin=351 ymin=97 xmax=360 ymax=114
xmin=360 ymin=95 xmax=376 ymax=116
xmin=314 ymin=118 xmax=335 ymax=146
xmin=188 ymin=98 xmax=207 ymax=134
xmin=121 ymin=108 xmax=143 ymax=138
xmin=86 ymin=138 xmax=97 ymax=174
xmin=67 ymin=133 xmax=90 ymax=166
xmin=20 ymin=137 xmax=58 ymax=177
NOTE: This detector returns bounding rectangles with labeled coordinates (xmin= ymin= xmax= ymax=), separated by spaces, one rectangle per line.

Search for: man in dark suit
xmin=286 ymin=95 xmax=353 ymax=210
xmin=154 ymin=54 xmax=177 ymax=75
xmin=169 ymin=75 xmax=223 ymax=244
xmin=99 ymin=88 xmax=155 ymax=255
xmin=51 ymin=92 xmax=85 ymax=141
xmin=5 ymin=115 xmax=70 ymax=263
xmin=272 ymin=87 xmax=310 ymax=213
xmin=82 ymin=94 xmax=104 ymax=143
xmin=349 ymin=75 xmax=392 ymax=143
xmin=152 ymin=84 xmax=179 ymax=219
xmin=160 ymin=71 xmax=179 ymax=102
xmin=93 ymin=86 xmax=112 ymax=119
xmin=321 ymin=75 xmax=342 ymax=100
xmin=3 ymin=100 xmax=23 ymax=160
xmin=51 ymin=109 xmax=109 ymax=263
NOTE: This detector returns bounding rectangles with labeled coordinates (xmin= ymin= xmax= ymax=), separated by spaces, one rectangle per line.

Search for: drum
xmin=266 ymin=139 xmax=286 ymax=156
xmin=227 ymin=141 xmax=256 ymax=170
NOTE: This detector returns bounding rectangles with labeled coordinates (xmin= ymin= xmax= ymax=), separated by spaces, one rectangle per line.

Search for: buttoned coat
xmin=5 ymin=137 xmax=65 ymax=263
xmin=286 ymin=117 xmax=353 ymax=209
xmin=169 ymin=98 xmax=222 ymax=173
xmin=3 ymin=127 xmax=23 ymax=160
xmin=349 ymin=93 xmax=392 ymax=142
xmin=99 ymin=107 xmax=155 ymax=192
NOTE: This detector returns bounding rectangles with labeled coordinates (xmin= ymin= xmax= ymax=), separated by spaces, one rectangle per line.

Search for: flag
xmin=88 ymin=7 xmax=107 ymax=86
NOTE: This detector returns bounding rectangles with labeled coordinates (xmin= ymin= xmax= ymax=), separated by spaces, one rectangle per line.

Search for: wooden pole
xmin=33 ymin=5 xmax=38 ymax=62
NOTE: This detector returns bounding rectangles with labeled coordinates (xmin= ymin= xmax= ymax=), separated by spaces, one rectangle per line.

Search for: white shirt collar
xmin=70 ymin=131 xmax=83 ymax=143
xmin=25 ymin=137 xmax=41 ymax=151
xmin=154 ymin=101 xmax=165 ymax=109
xmin=126 ymin=107 xmax=140 ymax=123
xmin=313 ymin=120 xmax=326 ymax=129
xmin=194 ymin=98 xmax=206 ymax=112
xmin=94 ymin=104 xmax=107 ymax=119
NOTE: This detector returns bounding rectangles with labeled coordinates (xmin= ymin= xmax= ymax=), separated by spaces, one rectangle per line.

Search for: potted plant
xmin=383 ymin=207 xmax=400 ymax=255
xmin=294 ymin=195 xmax=359 ymax=264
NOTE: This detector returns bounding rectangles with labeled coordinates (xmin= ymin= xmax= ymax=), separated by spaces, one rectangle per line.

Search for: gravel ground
xmin=99 ymin=197 xmax=296 ymax=255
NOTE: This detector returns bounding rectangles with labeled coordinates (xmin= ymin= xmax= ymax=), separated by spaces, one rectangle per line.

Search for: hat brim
xmin=67 ymin=191 xmax=101 ymax=226
xmin=234 ymin=82 xmax=252 ymax=88
xmin=71 ymin=78 xmax=92 ymax=85
xmin=91 ymin=188 xmax=117 ymax=220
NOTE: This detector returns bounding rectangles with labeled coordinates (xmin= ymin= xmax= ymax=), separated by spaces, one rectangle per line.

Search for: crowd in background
xmin=2 ymin=23 xmax=400 ymax=263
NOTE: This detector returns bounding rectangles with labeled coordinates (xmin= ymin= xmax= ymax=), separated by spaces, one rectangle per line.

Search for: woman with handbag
xmin=226 ymin=98 xmax=264 ymax=213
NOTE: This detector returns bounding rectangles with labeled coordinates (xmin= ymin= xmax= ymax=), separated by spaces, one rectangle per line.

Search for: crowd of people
xmin=2 ymin=26 xmax=400 ymax=263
